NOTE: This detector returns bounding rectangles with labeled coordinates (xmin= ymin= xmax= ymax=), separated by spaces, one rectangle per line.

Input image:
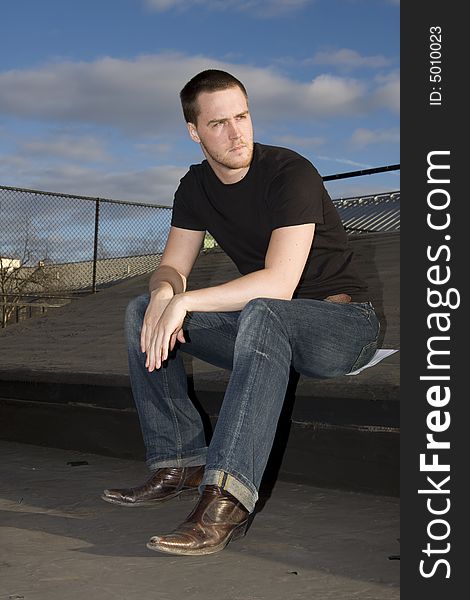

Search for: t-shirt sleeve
xmin=267 ymin=158 xmax=325 ymax=231
xmin=171 ymin=173 xmax=206 ymax=231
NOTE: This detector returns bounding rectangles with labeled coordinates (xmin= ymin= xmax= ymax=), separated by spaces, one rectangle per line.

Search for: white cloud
xmin=317 ymin=155 xmax=372 ymax=169
xmin=134 ymin=140 xmax=174 ymax=157
xmin=372 ymin=71 xmax=400 ymax=113
xmin=21 ymin=135 xmax=111 ymax=162
xmin=272 ymin=134 xmax=325 ymax=148
xmin=310 ymin=48 xmax=392 ymax=70
xmin=145 ymin=0 xmax=182 ymax=9
xmin=0 ymin=154 xmax=29 ymax=169
xmin=303 ymin=74 xmax=366 ymax=115
xmin=40 ymin=164 xmax=184 ymax=205
xmin=349 ymin=127 xmax=400 ymax=148
xmin=0 ymin=54 xmax=395 ymax=134
xmin=0 ymin=55 xmax=185 ymax=134
xmin=0 ymin=154 xmax=185 ymax=205
xmin=144 ymin=0 xmax=313 ymax=17
xmin=0 ymin=53 xmax=399 ymax=201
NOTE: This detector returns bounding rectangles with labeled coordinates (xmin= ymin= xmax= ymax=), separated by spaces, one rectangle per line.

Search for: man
xmin=102 ymin=69 xmax=380 ymax=556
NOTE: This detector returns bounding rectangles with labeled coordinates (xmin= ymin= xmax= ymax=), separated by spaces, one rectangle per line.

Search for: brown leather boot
xmin=146 ymin=485 xmax=249 ymax=555
xmin=101 ymin=466 xmax=204 ymax=506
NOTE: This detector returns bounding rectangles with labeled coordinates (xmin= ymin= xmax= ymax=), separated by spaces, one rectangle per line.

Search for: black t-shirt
xmin=171 ymin=143 xmax=368 ymax=301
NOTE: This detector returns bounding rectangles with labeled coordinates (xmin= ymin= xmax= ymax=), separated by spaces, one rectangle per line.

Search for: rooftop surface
xmin=0 ymin=232 xmax=399 ymax=392
xmin=1 ymin=439 xmax=400 ymax=600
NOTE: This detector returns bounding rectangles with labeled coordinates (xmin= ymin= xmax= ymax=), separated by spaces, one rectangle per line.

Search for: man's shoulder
xmin=177 ymin=160 xmax=208 ymax=189
xmin=255 ymin=143 xmax=316 ymax=170
xmin=255 ymin=143 xmax=319 ymax=179
xmin=186 ymin=159 xmax=208 ymax=177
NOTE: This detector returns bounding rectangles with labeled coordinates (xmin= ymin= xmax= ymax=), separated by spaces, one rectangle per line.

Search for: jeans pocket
xmin=348 ymin=339 xmax=378 ymax=373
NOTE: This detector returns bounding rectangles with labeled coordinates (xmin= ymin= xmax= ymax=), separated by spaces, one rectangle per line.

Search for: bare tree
xmin=0 ymin=223 xmax=57 ymax=327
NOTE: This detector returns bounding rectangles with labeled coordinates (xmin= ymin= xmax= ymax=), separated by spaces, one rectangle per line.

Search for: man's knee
xmin=237 ymin=298 xmax=291 ymax=362
xmin=242 ymin=297 xmax=283 ymax=315
xmin=239 ymin=298 xmax=284 ymax=330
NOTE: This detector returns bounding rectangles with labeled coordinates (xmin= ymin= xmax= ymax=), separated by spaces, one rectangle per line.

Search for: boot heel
xmin=231 ymin=520 xmax=248 ymax=541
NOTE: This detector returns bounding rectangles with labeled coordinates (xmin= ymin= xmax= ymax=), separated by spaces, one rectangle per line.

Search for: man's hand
xmin=144 ymin=294 xmax=187 ymax=372
xmin=140 ymin=228 xmax=204 ymax=370
xmin=140 ymin=285 xmax=173 ymax=355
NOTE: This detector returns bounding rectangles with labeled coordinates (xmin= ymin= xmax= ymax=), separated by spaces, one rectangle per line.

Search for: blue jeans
xmin=126 ymin=295 xmax=380 ymax=513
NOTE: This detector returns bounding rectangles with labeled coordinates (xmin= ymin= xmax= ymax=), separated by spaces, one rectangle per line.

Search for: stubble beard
xmin=201 ymin=140 xmax=254 ymax=171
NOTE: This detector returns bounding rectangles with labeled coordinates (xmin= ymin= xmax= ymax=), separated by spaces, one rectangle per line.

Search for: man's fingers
xmin=162 ymin=330 xmax=173 ymax=363
xmin=140 ymin=322 xmax=147 ymax=353
xmin=146 ymin=335 xmax=155 ymax=371
xmin=142 ymin=298 xmax=186 ymax=371
xmin=161 ymin=327 xmax=172 ymax=365
xmin=148 ymin=327 xmax=162 ymax=371
xmin=154 ymin=328 xmax=165 ymax=370
xmin=146 ymin=324 xmax=155 ymax=358
xmin=155 ymin=325 xmax=178 ymax=367
xmin=170 ymin=329 xmax=185 ymax=350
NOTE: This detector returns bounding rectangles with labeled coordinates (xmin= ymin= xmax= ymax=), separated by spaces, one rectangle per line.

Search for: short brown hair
xmin=180 ymin=69 xmax=248 ymax=124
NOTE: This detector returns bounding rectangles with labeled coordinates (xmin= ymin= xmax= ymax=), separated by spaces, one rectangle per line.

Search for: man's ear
xmin=187 ymin=122 xmax=201 ymax=144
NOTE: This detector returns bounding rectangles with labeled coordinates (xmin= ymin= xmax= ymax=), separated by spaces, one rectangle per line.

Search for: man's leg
xmin=102 ymin=294 xmax=240 ymax=506
xmin=201 ymin=297 xmax=380 ymax=511
xmin=148 ymin=297 xmax=379 ymax=554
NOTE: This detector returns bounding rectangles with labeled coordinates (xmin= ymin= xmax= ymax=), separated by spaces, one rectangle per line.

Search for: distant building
xmin=0 ymin=257 xmax=21 ymax=272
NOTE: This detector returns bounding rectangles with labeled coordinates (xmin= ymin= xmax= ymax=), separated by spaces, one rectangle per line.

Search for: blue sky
xmin=0 ymin=0 xmax=399 ymax=205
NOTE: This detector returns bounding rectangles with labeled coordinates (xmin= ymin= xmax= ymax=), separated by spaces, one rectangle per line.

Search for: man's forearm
xmin=178 ymin=268 xmax=292 ymax=313
xmin=149 ymin=265 xmax=186 ymax=296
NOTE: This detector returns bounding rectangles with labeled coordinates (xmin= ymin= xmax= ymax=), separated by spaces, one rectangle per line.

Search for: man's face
xmin=187 ymin=86 xmax=254 ymax=174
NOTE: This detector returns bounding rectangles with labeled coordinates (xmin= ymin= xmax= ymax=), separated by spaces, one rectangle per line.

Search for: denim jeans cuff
xmin=201 ymin=468 xmax=258 ymax=513
xmin=146 ymin=448 xmax=207 ymax=471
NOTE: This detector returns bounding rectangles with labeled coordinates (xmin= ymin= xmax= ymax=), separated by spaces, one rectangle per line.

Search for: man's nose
xmin=227 ymin=120 xmax=241 ymax=138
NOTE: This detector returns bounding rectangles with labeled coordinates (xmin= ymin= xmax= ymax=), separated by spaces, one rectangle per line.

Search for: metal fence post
xmin=92 ymin=199 xmax=100 ymax=293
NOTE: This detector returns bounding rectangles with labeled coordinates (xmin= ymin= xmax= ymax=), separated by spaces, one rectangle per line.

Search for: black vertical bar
xmin=92 ymin=199 xmax=100 ymax=293
xmin=401 ymin=3 xmax=463 ymax=598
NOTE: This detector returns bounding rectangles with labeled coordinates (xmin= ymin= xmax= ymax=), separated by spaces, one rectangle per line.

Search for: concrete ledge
xmin=0 ymin=361 xmax=399 ymax=496
xmin=0 ymin=396 xmax=399 ymax=496
xmin=0 ymin=365 xmax=399 ymax=424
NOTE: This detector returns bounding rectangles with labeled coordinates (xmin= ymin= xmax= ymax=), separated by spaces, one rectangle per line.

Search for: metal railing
xmin=0 ymin=165 xmax=399 ymax=326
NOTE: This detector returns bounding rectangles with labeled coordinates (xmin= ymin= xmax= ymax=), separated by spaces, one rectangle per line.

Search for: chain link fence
xmin=1 ymin=182 xmax=399 ymax=327
xmin=0 ymin=186 xmax=174 ymax=326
